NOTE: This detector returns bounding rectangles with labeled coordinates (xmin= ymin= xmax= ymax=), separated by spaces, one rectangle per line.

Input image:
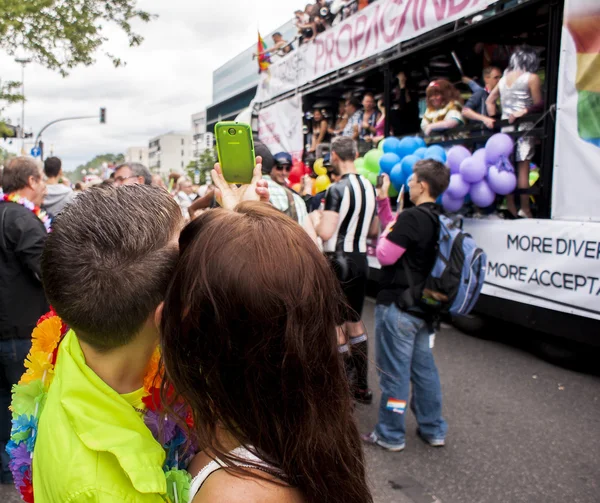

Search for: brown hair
xmin=426 ymin=79 xmax=463 ymax=110
xmin=413 ymin=159 xmax=450 ymax=198
xmin=42 ymin=184 xmax=182 ymax=350
xmin=2 ymin=157 xmax=41 ymax=194
xmin=161 ymin=202 xmax=372 ymax=503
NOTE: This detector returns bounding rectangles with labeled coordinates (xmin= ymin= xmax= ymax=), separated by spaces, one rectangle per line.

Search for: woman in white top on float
xmin=159 ymin=166 xmax=373 ymax=503
xmin=487 ymin=46 xmax=544 ymax=218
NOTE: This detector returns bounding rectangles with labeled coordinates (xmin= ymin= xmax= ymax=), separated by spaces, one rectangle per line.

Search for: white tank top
xmin=188 ymin=446 xmax=281 ymax=503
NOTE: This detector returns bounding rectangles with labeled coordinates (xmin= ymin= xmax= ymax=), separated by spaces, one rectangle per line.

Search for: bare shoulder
xmin=193 ymin=468 xmax=304 ymax=503
xmin=529 ymin=73 xmax=542 ymax=84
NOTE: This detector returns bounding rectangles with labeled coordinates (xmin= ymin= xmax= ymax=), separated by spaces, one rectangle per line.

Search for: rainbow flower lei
xmin=7 ymin=309 xmax=195 ymax=503
xmin=1 ymin=193 xmax=51 ymax=233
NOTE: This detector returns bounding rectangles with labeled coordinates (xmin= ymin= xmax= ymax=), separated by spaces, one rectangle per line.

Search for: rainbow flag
xmin=566 ymin=4 xmax=600 ymax=147
xmin=257 ymin=32 xmax=271 ymax=74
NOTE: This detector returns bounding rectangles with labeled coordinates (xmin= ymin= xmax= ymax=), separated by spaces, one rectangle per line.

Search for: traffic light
xmin=100 ymin=107 xmax=106 ymax=124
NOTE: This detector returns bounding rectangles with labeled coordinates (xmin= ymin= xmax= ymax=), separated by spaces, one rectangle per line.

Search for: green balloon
xmin=388 ymin=184 xmax=399 ymax=197
xmin=357 ymin=167 xmax=369 ymax=178
xmin=378 ymin=140 xmax=385 ymax=151
xmin=366 ymin=171 xmax=378 ymax=186
xmin=355 ymin=157 xmax=365 ymax=170
xmin=364 ymin=149 xmax=383 ymax=173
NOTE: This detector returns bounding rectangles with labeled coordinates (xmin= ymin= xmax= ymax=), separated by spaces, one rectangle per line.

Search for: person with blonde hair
xmin=421 ymin=80 xmax=465 ymax=137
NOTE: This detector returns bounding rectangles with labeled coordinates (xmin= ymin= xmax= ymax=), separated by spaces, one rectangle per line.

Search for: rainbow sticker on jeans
xmin=386 ymin=398 xmax=407 ymax=415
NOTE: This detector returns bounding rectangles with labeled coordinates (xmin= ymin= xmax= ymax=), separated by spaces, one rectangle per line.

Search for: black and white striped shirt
xmin=323 ymin=173 xmax=377 ymax=254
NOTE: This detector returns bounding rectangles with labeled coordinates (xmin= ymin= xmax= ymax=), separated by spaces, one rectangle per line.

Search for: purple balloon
xmin=446 ymin=146 xmax=471 ymax=175
xmin=460 ymin=155 xmax=487 ymax=184
xmin=470 ymin=180 xmax=496 ymax=208
xmin=488 ymin=165 xmax=517 ymax=195
xmin=485 ymin=133 xmax=514 ymax=166
xmin=472 ymin=148 xmax=488 ymax=167
xmin=446 ymin=173 xmax=471 ymax=199
xmin=442 ymin=192 xmax=464 ymax=212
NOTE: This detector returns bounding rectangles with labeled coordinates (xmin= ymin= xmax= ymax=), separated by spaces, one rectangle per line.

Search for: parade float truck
xmin=252 ymin=0 xmax=600 ymax=349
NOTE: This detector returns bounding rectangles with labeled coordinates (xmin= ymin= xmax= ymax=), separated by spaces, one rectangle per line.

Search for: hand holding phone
xmin=211 ymin=159 xmax=270 ymax=210
xmin=214 ymin=122 xmax=255 ymax=184
xmin=397 ymin=185 xmax=405 ymax=212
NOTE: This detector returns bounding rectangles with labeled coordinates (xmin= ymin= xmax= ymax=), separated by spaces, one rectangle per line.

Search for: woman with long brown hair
xmin=160 ymin=198 xmax=372 ymax=503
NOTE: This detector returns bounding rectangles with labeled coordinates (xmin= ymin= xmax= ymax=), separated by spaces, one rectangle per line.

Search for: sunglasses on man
xmin=275 ymin=164 xmax=292 ymax=172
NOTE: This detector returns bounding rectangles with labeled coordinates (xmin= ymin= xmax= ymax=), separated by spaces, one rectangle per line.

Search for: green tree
xmin=186 ymin=148 xmax=216 ymax=185
xmin=67 ymin=152 xmax=125 ymax=181
xmin=0 ymin=1 xmax=154 ymax=76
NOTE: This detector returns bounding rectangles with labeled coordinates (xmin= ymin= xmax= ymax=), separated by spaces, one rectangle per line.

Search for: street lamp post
xmin=15 ymin=57 xmax=32 ymax=152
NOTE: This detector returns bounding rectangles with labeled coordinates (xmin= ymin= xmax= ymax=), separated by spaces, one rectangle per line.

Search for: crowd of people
xmin=306 ymin=46 xmax=544 ymax=217
xmin=0 ymin=127 xmax=453 ymax=502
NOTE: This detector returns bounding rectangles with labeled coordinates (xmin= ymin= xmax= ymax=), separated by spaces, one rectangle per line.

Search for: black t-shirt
xmin=377 ymin=203 xmax=439 ymax=306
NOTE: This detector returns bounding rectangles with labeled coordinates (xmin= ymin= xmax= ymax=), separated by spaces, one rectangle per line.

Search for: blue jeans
xmin=374 ymin=303 xmax=447 ymax=447
xmin=0 ymin=339 xmax=31 ymax=478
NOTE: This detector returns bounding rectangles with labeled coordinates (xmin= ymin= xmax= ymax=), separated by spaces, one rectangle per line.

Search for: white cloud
xmin=0 ymin=0 xmax=300 ymax=170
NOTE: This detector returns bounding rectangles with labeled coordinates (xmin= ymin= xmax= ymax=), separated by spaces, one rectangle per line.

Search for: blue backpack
xmin=402 ymin=207 xmax=487 ymax=317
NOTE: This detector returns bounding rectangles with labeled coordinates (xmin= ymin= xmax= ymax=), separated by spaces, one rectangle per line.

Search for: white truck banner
xmin=255 ymin=0 xmax=499 ymax=103
xmin=257 ymin=95 xmax=304 ymax=160
xmin=463 ymin=218 xmax=600 ymax=321
xmin=552 ymin=0 xmax=600 ymax=221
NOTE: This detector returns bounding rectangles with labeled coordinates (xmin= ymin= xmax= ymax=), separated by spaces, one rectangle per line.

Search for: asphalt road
xmin=1 ymin=299 xmax=599 ymax=503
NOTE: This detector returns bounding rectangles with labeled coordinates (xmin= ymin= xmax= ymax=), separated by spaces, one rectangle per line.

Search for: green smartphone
xmin=214 ymin=122 xmax=255 ymax=184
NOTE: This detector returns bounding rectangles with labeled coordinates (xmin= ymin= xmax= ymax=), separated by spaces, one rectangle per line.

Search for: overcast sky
xmin=0 ymin=0 xmax=300 ymax=171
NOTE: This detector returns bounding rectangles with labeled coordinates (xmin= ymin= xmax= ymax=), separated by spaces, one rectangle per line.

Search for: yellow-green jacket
xmin=33 ymin=330 xmax=167 ymax=502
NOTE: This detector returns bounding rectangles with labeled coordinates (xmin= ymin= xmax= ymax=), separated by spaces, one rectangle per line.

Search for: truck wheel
xmin=451 ymin=313 xmax=488 ymax=337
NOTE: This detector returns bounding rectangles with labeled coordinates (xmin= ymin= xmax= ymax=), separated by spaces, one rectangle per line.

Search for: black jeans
xmin=0 ymin=338 xmax=31 ymax=478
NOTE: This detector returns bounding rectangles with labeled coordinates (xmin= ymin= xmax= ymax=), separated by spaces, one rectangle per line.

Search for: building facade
xmin=125 ymin=147 xmax=149 ymax=168
xmin=191 ymin=111 xmax=214 ymax=159
xmin=148 ymin=131 xmax=193 ymax=176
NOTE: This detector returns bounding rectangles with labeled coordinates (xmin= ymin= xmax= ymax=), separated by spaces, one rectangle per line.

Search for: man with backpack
xmin=363 ymin=159 xmax=451 ymax=452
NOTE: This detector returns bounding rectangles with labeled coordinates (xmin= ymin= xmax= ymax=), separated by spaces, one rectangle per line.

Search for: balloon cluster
xmin=354 ymin=136 xmax=446 ymax=197
xmin=441 ymin=133 xmax=517 ymax=212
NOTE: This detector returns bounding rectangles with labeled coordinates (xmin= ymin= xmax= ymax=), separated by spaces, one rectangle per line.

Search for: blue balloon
xmin=397 ymin=136 xmax=419 ymax=158
xmin=382 ymin=137 xmax=402 ymax=155
xmin=379 ymin=152 xmax=401 ymax=175
xmin=413 ymin=136 xmax=426 ymax=149
xmin=414 ymin=147 xmax=427 ymax=159
xmin=400 ymin=154 xmax=420 ymax=179
xmin=390 ymin=163 xmax=406 ymax=190
xmin=425 ymin=144 xmax=447 ymax=163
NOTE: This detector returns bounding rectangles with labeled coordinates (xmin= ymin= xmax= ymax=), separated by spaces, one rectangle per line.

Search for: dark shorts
xmin=327 ymin=253 xmax=369 ymax=323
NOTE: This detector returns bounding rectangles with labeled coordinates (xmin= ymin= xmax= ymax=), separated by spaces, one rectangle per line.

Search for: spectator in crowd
xmin=329 ymin=99 xmax=349 ymax=137
xmin=312 ymin=137 xmax=378 ymax=405
xmin=342 ymin=97 xmax=362 ymax=140
xmin=313 ymin=13 xmax=328 ymax=34
xmin=372 ymin=98 xmax=387 ymax=146
xmin=358 ymin=92 xmax=381 ymax=154
xmin=73 ymin=182 xmax=85 ymax=192
xmin=390 ymin=71 xmax=421 ymax=136
xmin=316 ymin=0 xmax=334 ymax=25
xmin=42 ymin=156 xmax=75 ymax=216
xmin=271 ymin=32 xmax=293 ymax=56
xmin=486 ymin=45 xmax=543 ymax=218
xmin=0 ymin=157 xmax=49 ymax=484
xmin=168 ymin=172 xmax=181 ymax=193
xmin=151 ymin=173 xmax=166 ymax=188
xmin=161 ymin=201 xmax=373 ymax=503
xmin=174 ymin=177 xmax=196 ymax=220
xmin=421 ymin=80 xmax=465 ymax=136
xmin=364 ymin=160 xmax=450 ymax=452
xmin=254 ymin=141 xmax=317 ymax=241
xmin=296 ymin=5 xmax=316 ymax=44
xmin=113 ymin=162 xmax=152 ymax=186
xmin=462 ymin=66 xmax=503 ymax=129
xmin=309 ymin=107 xmax=331 ymax=154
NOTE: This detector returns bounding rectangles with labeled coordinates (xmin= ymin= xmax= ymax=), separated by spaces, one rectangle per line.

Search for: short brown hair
xmin=44 ymin=157 xmax=62 ymax=178
xmin=413 ymin=159 xmax=450 ymax=199
xmin=2 ymin=157 xmax=41 ymax=194
xmin=331 ymin=136 xmax=357 ymax=162
xmin=42 ymin=184 xmax=183 ymax=350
